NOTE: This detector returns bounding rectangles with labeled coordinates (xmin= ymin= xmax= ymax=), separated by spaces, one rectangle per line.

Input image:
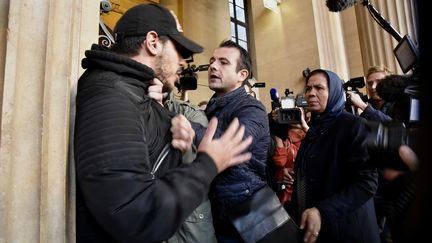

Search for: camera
xmin=343 ymin=76 xmax=366 ymax=93
xmin=364 ymin=34 xmax=420 ymax=170
xmin=270 ymin=88 xmax=308 ymax=125
xmin=367 ymin=120 xmax=417 ymax=170
xmin=366 ymin=73 xmax=420 ymax=170
xmin=176 ymin=60 xmax=209 ymax=91
xmin=269 ymin=88 xmax=308 ymax=140
xmin=343 ymin=76 xmax=369 ymax=114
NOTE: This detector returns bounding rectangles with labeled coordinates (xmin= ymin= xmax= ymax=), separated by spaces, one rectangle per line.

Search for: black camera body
xmin=272 ymin=89 xmax=308 ymax=125
xmin=366 ymin=73 xmax=420 ymax=170
xmin=343 ymin=76 xmax=369 ymax=114
xmin=343 ymin=77 xmax=368 ymax=99
xmin=278 ymin=108 xmax=302 ymax=125
xmin=269 ymin=89 xmax=308 ymax=140
xmin=367 ymin=120 xmax=418 ymax=170
xmin=176 ymin=63 xmax=209 ymax=91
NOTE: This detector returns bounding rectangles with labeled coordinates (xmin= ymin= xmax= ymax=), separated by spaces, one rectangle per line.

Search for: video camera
xmin=343 ymin=76 xmax=366 ymax=94
xmin=270 ymin=88 xmax=308 ymax=125
xmin=176 ymin=57 xmax=209 ymax=91
xmin=268 ymin=87 xmax=307 ymax=144
xmin=366 ymin=73 xmax=420 ymax=170
xmin=365 ymin=31 xmax=421 ymax=170
xmin=343 ymin=76 xmax=369 ymax=114
xmin=367 ymin=120 xmax=418 ymax=170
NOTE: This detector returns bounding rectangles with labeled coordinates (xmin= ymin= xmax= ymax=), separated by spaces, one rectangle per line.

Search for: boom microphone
xmin=376 ymin=74 xmax=411 ymax=102
xmin=326 ymin=0 xmax=362 ymax=12
xmin=270 ymin=88 xmax=280 ymax=102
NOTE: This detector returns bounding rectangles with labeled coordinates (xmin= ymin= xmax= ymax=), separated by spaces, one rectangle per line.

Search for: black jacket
xmin=74 ymin=45 xmax=218 ymax=243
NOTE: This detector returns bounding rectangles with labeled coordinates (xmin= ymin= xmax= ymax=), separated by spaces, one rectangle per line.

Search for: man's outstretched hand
xmin=198 ymin=117 xmax=253 ymax=173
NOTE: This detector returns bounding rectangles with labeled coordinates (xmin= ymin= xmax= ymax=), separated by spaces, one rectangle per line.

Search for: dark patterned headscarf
xmin=306 ymin=69 xmax=345 ymax=138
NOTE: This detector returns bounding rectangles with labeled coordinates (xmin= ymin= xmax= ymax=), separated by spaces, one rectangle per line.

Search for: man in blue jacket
xmin=193 ymin=40 xmax=271 ymax=242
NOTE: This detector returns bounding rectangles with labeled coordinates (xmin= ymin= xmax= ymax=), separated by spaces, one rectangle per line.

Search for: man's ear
xmin=238 ymin=69 xmax=249 ymax=82
xmin=144 ymin=31 xmax=160 ymax=56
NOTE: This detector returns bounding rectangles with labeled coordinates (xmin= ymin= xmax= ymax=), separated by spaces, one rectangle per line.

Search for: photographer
xmin=349 ymin=66 xmax=415 ymax=243
xmin=346 ymin=65 xmax=393 ymax=121
xmin=270 ymin=107 xmax=309 ymax=207
xmin=368 ymin=73 xmax=417 ymax=243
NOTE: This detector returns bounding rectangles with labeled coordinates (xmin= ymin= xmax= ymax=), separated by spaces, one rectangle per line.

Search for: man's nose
xmin=179 ymin=58 xmax=187 ymax=67
xmin=209 ymin=61 xmax=218 ymax=71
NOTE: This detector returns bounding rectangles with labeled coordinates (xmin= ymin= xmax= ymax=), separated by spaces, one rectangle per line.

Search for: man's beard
xmin=154 ymin=50 xmax=176 ymax=93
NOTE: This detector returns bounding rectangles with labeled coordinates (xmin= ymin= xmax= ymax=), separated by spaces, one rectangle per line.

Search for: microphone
xmin=326 ymin=0 xmax=362 ymax=12
xmin=376 ymin=74 xmax=411 ymax=102
xmin=252 ymin=82 xmax=266 ymax=88
xmin=270 ymin=88 xmax=281 ymax=111
xmin=270 ymin=88 xmax=280 ymax=102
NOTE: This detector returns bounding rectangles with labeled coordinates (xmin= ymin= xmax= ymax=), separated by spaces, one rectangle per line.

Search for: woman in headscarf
xmin=291 ymin=69 xmax=380 ymax=243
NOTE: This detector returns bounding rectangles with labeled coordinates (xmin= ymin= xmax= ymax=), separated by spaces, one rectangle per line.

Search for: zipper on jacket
xmin=150 ymin=143 xmax=171 ymax=179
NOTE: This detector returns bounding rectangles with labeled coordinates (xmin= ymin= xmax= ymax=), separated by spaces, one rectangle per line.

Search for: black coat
xmin=74 ymin=45 xmax=218 ymax=243
xmin=294 ymin=112 xmax=380 ymax=243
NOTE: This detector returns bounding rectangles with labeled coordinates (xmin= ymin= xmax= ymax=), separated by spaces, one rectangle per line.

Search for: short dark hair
xmin=111 ymin=35 xmax=169 ymax=56
xmin=218 ymin=40 xmax=252 ymax=81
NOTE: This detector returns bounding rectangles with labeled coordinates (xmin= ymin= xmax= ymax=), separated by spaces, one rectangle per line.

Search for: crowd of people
xmin=74 ymin=3 xmax=422 ymax=243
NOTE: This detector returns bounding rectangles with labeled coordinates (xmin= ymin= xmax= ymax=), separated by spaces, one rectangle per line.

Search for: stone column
xmin=311 ymin=0 xmax=351 ymax=80
xmin=355 ymin=0 xmax=418 ymax=74
xmin=310 ymin=0 xmax=417 ymax=78
xmin=0 ymin=0 xmax=98 ymax=242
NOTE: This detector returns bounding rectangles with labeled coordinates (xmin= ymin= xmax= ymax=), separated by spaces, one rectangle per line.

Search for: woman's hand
xmin=300 ymin=207 xmax=321 ymax=243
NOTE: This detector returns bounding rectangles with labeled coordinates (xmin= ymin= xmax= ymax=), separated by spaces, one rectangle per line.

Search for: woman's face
xmin=305 ymin=73 xmax=329 ymax=114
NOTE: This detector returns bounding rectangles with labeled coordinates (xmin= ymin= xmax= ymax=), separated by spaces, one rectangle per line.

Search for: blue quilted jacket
xmin=194 ymin=87 xmax=270 ymax=216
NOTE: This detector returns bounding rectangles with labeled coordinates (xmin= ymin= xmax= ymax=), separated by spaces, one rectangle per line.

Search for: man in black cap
xmin=74 ymin=3 xmax=253 ymax=243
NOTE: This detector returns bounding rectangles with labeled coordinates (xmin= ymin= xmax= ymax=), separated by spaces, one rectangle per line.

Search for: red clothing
xmin=272 ymin=128 xmax=305 ymax=204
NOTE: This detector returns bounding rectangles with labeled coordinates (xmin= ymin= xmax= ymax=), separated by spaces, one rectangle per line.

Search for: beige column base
xmin=0 ymin=0 xmax=98 ymax=242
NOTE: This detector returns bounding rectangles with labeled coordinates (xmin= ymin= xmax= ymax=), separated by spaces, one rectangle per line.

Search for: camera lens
xmin=366 ymin=121 xmax=412 ymax=170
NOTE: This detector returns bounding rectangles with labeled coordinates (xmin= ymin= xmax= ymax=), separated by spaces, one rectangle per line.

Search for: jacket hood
xmin=82 ymin=44 xmax=155 ymax=82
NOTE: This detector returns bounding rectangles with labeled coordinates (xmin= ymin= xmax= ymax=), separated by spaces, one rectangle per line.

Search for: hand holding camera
xmin=346 ymin=90 xmax=368 ymax=111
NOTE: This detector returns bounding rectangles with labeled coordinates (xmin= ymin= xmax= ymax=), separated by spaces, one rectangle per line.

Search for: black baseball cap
xmin=114 ymin=3 xmax=203 ymax=58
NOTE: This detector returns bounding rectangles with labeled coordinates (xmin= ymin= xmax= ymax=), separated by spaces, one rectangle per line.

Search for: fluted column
xmin=0 ymin=0 xmax=98 ymax=242
xmin=355 ymin=0 xmax=418 ymax=74
xmin=310 ymin=0 xmax=417 ymax=78
xmin=311 ymin=0 xmax=350 ymax=80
